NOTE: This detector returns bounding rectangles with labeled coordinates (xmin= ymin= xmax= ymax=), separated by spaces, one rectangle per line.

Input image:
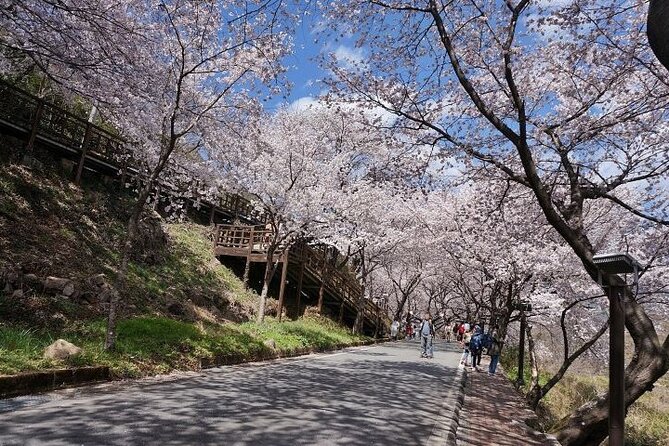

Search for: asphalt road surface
xmin=0 ymin=340 xmax=462 ymax=446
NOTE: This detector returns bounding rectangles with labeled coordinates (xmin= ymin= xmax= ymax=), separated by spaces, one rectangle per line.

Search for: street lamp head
xmin=592 ymin=252 xmax=642 ymax=275
xmin=593 ymin=252 xmax=642 ymax=286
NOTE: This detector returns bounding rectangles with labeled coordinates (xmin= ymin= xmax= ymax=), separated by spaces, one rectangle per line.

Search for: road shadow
xmin=0 ymin=343 xmax=461 ymax=446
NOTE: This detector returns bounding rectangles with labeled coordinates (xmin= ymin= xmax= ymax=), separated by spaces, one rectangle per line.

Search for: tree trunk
xmin=105 ymin=133 xmax=178 ymax=350
xmin=317 ymin=280 xmax=325 ymax=313
xmin=648 ymin=0 xmax=669 ymax=70
xmin=242 ymin=256 xmax=251 ymax=289
xmin=353 ymin=252 xmax=367 ymax=334
xmin=105 ymin=185 xmax=148 ymax=350
xmin=353 ymin=286 xmax=366 ymax=334
xmin=257 ymin=253 xmax=277 ymax=324
xmin=555 ymin=290 xmax=669 ymax=446
xmin=527 ymin=325 xmax=540 ymax=391
xmin=393 ymin=292 xmax=409 ymax=322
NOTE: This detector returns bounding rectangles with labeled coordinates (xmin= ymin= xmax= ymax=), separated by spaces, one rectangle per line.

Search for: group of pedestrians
xmin=389 ymin=317 xmax=422 ymax=341
xmin=453 ymin=322 xmax=502 ymax=375
xmin=390 ymin=315 xmax=504 ymax=374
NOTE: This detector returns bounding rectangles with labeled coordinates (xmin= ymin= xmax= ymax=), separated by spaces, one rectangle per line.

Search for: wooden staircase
xmin=214 ymin=224 xmax=390 ymax=335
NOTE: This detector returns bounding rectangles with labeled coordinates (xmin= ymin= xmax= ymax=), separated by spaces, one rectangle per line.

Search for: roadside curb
xmin=0 ymin=366 xmax=111 ymax=399
xmin=199 ymin=338 xmax=384 ymax=368
xmin=427 ymin=365 xmax=467 ymax=446
xmin=1 ymin=338 xmax=388 ymax=399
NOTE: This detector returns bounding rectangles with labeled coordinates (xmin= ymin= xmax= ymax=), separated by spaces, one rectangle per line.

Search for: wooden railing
xmin=213 ymin=224 xmax=287 ymax=258
xmin=214 ymin=225 xmax=389 ymax=326
xmin=0 ymin=79 xmax=265 ymax=224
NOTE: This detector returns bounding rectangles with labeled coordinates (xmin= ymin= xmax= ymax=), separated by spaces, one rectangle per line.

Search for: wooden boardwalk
xmin=0 ymin=79 xmax=389 ymax=335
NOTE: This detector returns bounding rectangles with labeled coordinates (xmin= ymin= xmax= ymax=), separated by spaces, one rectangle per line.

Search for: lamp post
xmin=515 ymin=300 xmax=532 ymax=388
xmin=592 ymin=252 xmax=641 ymax=446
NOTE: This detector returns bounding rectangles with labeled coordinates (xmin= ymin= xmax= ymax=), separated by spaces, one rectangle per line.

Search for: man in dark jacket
xmin=469 ymin=325 xmax=484 ymax=371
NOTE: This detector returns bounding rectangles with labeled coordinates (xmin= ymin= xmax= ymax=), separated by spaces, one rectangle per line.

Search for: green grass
xmin=0 ymin=165 xmax=369 ymax=384
xmin=0 ymin=316 xmax=368 ymax=378
xmin=0 ymin=327 xmax=58 ymax=374
xmin=123 ymin=223 xmax=259 ymax=317
xmin=500 ymin=346 xmax=552 ymax=390
xmin=501 ymin=347 xmax=669 ymax=445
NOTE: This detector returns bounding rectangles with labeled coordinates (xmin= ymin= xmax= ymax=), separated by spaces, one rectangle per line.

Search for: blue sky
xmin=263 ymin=8 xmax=324 ymax=111
xmin=265 ymin=6 xmax=363 ymax=111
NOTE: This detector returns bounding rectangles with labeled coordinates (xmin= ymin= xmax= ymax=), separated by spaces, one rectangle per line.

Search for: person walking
xmin=470 ymin=325 xmax=484 ymax=371
xmin=390 ymin=320 xmax=400 ymax=340
xmin=488 ymin=331 xmax=503 ymax=375
xmin=460 ymin=326 xmax=472 ymax=366
xmin=457 ymin=322 xmax=466 ymax=342
xmin=419 ymin=314 xmax=434 ymax=358
xmin=405 ymin=322 xmax=413 ymax=340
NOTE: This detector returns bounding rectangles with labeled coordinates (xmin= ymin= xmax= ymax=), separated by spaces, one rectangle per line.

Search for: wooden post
xmin=213 ymin=225 xmax=220 ymax=249
xmin=317 ymin=261 xmax=326 ymax=313
xmin=242 ymin=228 xmax=253 ymax=288
xmin=608 ymin=285 xmax=626 ymax=446
xmin=119 ymin=158 xmax=128 ymax=190
xmin=295 ymin=262 xmax=305 ymax=318
xmin=74 ymin=123 xmax=93 ymax=185
xmin=277 ymin=251 xmax=289 ymax=321
xmin=338 ymin=300 xmax=345 ymax=324
xmin=209 ymin=205 xmax=216 ymax=225
xmin=24 ymin=99 xmax=44 ymax=154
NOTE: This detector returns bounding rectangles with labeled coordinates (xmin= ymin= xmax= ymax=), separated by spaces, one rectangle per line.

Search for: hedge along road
xmin=0 ymin=340 xmax=463 ymax=446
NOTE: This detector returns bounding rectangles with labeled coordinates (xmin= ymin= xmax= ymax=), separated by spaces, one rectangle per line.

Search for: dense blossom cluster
xmin=1 ymin=1 xmax=668 ymax=441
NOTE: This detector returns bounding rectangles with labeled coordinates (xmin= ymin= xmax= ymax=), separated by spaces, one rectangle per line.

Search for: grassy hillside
xmin=0 ymin=164 xmax=368 ymax=378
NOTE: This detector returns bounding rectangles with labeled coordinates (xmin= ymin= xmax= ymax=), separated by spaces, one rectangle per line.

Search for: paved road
xmin=0 ymin=340 xmax=462 ymax=446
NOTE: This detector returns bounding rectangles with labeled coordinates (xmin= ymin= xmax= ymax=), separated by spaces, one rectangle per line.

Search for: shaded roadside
xmin=455 ymin=355 xmax=560 ymax=446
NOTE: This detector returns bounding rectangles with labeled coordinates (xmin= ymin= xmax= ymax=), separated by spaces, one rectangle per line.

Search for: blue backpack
xmin=481 ymin=333 xmax=493 ymax=350
xmin=470 ymin=333 xmax=483 ymax=352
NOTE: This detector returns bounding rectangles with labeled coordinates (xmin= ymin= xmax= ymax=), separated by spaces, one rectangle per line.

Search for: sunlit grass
xmin=0 ymin=316 xmax=368 ymax=378
xmin=501 ymin=348 xmax=669 ymax=445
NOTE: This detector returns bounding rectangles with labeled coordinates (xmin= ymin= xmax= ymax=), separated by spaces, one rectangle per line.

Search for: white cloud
xmin=288 ymin=96 xmax=323 ymax=111
xmin=333 ymin=45 xmax=366 ymax=70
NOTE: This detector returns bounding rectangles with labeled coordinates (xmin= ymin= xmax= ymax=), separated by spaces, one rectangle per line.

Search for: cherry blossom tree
xmin=1 ymin=0 xmax=292 ymax=349
xmin=319 ymin=1 xmax=669 ymax=442
xmin=211 ymin=106 xmax=397 ymax=323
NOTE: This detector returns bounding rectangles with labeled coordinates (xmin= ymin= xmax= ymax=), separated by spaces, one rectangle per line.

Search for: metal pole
xmin=608 ymin=285 xmax=625 ymax=446
xmin=516 ymin=308 xmax=526 ymax=387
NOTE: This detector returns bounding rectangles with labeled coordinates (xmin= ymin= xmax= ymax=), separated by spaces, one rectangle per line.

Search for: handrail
xmin=0 ymin=79 xmax=266 ymax=224
xmin=213 ymin=224 xmax=389 ymax=324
